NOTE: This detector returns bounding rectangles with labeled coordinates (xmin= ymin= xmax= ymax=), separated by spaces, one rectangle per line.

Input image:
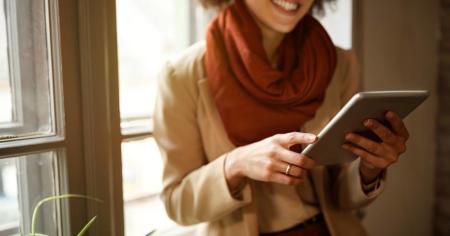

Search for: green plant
xmin=145 ymin=229 xmax=157 ymax=236
xmin=27 ymin=194 xmax=101 ymax=236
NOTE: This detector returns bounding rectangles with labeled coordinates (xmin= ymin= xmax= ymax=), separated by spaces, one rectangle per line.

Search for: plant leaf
xmin=76 ymin=215 xmax=98 ymax=236
xmin=30 ymin=194 xmax=102 ymax=235
xmin=145 ymin=229 xmax=157 ymax=236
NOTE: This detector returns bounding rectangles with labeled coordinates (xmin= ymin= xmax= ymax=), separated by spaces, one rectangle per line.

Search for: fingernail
xmin=386 ymin=111 xmax=394 ymax=118
xmin=307 ymin=134 xmax=317 ymax=142
xmin=364 ymin=119 xmax=372 ymax=127
xmin=345 ymin=133 xmax=352 ymax=140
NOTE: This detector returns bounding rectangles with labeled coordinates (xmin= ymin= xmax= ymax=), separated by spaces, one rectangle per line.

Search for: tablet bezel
xmin=301 ymin=90 xmax=429 ymax=166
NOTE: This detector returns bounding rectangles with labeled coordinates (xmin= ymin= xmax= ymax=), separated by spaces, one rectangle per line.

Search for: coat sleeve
xmin=331 ymin=49 xmax=386 ymax=210
xmin=153 ymin=61 xmax=252 ymax=226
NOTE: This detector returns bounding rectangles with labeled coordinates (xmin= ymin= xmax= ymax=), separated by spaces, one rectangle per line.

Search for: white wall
xmin=359 ymin=0 xmax=439 ymax=235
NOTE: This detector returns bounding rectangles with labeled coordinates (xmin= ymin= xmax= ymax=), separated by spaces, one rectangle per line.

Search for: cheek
xmin=245 ymin=0 xmax=273 ymax=19
xmin=244 ymin=0 xmax=278 ymax=26
xmin=302 ymin=0 xmax=315 ymax=8
xmin=245 ymin=0 xmax=270 ymax=12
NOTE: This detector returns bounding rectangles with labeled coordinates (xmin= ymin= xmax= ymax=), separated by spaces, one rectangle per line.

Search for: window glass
xmin=121 ymin=137 xmax=174 ymax=235
xmin=0 ymin=0 xmax=57 ymax=142
xmin=0 ymin=0 xmax=12 ymax=124
xmin=116 ymin=0 xmax=191 ymax=131
xmin=0 ymin=151 xmax=65 ymax=236
xmin=122 ymin=137 xmax=162 ymax=199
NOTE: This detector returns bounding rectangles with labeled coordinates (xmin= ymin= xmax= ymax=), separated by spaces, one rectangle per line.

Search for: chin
xmin=269 ymin=23 xmax=298 ymax=33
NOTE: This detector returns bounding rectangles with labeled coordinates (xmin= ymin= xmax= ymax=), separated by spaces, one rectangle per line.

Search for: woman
xmin=154 ymin=0 xmax=410 ymax=235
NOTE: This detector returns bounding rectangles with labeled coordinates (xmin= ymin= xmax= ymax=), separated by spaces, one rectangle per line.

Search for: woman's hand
xmin=224 ymin=132 xmax=317 ymax=194
xmin=342 ymin=111 xmax=410 ymax=184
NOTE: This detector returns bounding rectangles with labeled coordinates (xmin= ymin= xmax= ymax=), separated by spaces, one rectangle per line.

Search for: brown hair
xmin=197 ymin=0 xmax=336 ymax=15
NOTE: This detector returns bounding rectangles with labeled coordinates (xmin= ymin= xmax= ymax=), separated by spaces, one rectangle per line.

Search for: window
xmin=116 ymin=0 xmax=211 ymax=234
xmin=0 ymin=0 xmax=70 ymax=235
xmin=0 ymin=0 xmax=12 ymax=124
xmin=0 ymin=151 xmax=67 ymax=235
xmin=0 ymin=0 xmax=63 ymax=145
xmin=121 ymin=137 xmax=168 ymax=235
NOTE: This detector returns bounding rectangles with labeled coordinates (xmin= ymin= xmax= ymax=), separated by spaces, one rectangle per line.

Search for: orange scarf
xmin=205 ymin=0 xmax=337 ymax=146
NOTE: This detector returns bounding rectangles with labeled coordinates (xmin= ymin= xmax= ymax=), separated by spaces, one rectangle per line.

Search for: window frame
xmin=77 ymin=0 xmax=124 ymax=234
xmin=0 ymin=0 xmax=68 ymax=234
xmin=1 ymin=0 xmax=24 ymax=130
xmin=0 ymin=0 xmax=65 ymax=148
xmin=0 ymin=0 xmax=87 ymax=235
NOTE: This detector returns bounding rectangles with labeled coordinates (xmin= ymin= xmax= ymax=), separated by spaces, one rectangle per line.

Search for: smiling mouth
xmin=271 ymin=0 xmax=300 ymax=12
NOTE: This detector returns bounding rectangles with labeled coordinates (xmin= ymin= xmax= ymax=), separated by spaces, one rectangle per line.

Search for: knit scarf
xmin=204 ymin=0 xmax=337 ymax=146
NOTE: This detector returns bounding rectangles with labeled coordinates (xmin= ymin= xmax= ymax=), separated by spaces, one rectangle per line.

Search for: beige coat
xmin=153 ymin=42 xmax=384 ymax=236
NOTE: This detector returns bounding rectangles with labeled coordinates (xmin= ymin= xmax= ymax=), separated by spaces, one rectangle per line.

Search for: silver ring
xmin=284 ymin=164 xmax=292 ymax=175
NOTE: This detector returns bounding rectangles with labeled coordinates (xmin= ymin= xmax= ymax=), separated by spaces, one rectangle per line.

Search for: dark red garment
xmin=204 ymin=0 xmax=337 ymax=146
xmin=260 ymin=221 xmax=331 ymax=236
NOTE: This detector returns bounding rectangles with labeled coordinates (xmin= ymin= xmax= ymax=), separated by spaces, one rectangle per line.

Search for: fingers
xmin=345 ymin=133 xmax=384 ymax=156
xmin=261 ymin=159 xmax=304 ymax=185
xmin=269 ymin=172 xmax=304 ymax=185
xmin=363 ymin=119 xmax=397 ymax=144
xmin=362 ymin=116 xmax=408 ymax=155
xmin=253 ymin=133 xmax=318 ymax=186
xmin=273 ymin=132 xmax=317 ymax=148
xmin=342 ymin=144 xmax=392 ymax=169
xmin=274 ymin=148 xmax=315 ymax=169
xmin=385 ymin=111 xmax=410 ymax=140
xmin=263 ymin=157 xmax=305 ymax=177
xmin=345 ymin=132 xmax=400 ymax=162
xmin=282 ymin=162 xmax=305 ymax=177
xmin=341 ymin=113 xmax=409 ymax=172
xmin=261 ymin=158 xmax=307 ymax=185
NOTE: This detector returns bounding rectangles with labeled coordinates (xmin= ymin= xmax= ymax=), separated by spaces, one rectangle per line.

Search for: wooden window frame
xmin=1 ymin=0 xmax=122 ymax=234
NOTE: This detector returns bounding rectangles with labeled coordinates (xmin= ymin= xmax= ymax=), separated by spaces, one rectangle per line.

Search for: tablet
xmin=301 ymin=90 xmax=429 ymax=166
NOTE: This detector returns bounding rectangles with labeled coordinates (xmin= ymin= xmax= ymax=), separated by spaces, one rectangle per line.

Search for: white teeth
xmin=272 ymin=0 xmax=299 ymax=11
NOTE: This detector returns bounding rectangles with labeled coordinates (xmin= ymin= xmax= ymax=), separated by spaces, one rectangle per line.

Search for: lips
xmin=271 ymin=0 xmax=300 ymax=12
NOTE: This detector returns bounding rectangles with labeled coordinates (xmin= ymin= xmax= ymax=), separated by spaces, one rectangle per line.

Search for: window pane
xmin=0 ymin=0 xmax=57 ymax=141
xmin=0 ymin=151 xmax=66 ymax=236
xmin=116 ymin=0 xmax=191 ymax=131
xmin=316 ymin=0 xmax=353 ymax=49
xmin=0 ymin=0 xmax=12 ymax=124
xmin=121 ymin=137 xmax=175 ymax=235
xmin=122 ymin=137 xmax=162 ymax=198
